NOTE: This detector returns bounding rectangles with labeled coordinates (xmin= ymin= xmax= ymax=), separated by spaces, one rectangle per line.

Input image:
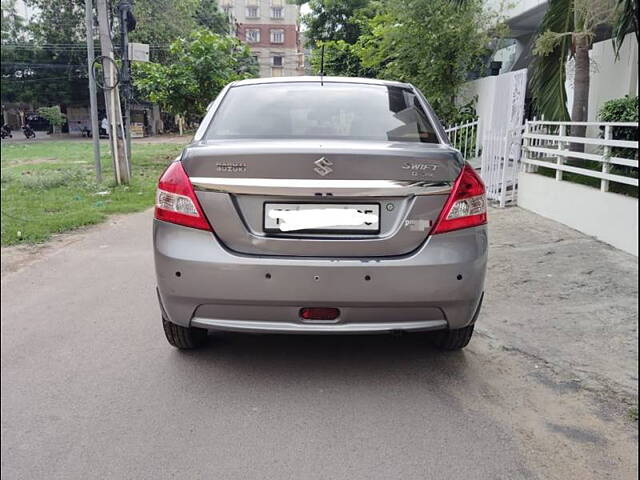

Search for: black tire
xmin=162 ymin=318 xmax=208 ymax=349
xmin=431 ymin=294 xmax=483 ymax=350
xmin=431 ymin=323 xmax=475 ymax=350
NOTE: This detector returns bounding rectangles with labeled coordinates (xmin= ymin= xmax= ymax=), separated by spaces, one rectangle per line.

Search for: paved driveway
xmin=1 ymin=208 xmax=637 ymax=479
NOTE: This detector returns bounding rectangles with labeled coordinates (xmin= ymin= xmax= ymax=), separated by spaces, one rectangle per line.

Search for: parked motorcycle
xmin=0 ymin=124 xmax=12 ymax=139
xmin=22 ymin=124 xmax=36 ymax=139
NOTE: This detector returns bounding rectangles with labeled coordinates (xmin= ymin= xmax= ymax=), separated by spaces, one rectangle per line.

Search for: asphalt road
xmin=1 ymin=210 xmax=637 ymax=479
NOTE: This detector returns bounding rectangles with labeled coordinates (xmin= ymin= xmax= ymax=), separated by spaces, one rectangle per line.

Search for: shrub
xmin=37 ymin=106 xmax=66 ymax=133
xmin=448 ymin=98 xmax=478 ymax=127
xmin=599 ymin=95 xmax=639 ymax=124
xmin=598 ymin=95 xmax=638 ymax=156
xmin=598 ymin=95 xmax=638 ymax=195
xmin=446 ymin=98 xmax=479 ymax=155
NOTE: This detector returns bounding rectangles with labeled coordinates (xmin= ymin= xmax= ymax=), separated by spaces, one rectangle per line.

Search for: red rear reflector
xmin=431 ymin=163 xmax=487 ymax=234
xmin=155 ymin=161 xmax=211 ymax=231
xmin=300 ymin=308 xmax=340 ymax=321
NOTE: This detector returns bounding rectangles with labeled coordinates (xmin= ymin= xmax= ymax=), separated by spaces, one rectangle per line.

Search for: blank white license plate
xmin=264 ymin=203 xmax=380 ymax=233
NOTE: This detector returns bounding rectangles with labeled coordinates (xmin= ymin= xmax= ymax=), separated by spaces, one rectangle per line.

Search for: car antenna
xmin=320 ymin=43 xmax=325 ymax=86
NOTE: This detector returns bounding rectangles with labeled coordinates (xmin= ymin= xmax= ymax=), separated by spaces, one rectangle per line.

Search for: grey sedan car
xmin=154 ymin=77 xmax=488 ymax=350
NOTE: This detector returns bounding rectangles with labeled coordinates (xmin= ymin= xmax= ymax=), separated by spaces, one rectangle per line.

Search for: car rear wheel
xmin=162 ymin=318 xmax=208 ymax=349
xmin=430 ymin=294 xmax=482 ymax=350
xmin=430 ymin=324 xmax=475 ymax=350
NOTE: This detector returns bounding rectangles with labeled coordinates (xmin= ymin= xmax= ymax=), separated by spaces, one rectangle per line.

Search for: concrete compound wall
xmin=518 ymin=172 xmax=639 ymax=256
xmin=458 ymin=75 xmax=497 ymax=139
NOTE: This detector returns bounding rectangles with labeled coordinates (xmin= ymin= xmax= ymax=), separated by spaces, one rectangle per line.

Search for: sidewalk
xmin=481 ymin=207 xmax=638 ymax=398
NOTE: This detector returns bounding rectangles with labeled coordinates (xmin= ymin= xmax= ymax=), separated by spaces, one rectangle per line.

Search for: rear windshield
xmin=205 ymin=83 xmax=441 ymax=143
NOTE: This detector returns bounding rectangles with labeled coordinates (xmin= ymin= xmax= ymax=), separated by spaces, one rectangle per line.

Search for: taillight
xmin=154 ymin=161 xmax=211 ymax=231
xmin=431 ymin=164 xmax=487 ymax=234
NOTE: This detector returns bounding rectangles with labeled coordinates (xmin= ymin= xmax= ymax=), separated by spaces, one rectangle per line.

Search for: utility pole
xmin=84 ymin=0 xmax=101 ymax=183
xmin=118 ymin=0 xmax=134 ymax=171
xmin=95 ymin=0 xmax=130 ymax=184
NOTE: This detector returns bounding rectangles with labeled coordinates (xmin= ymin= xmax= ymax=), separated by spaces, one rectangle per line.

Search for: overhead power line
xmin=3 ymin=42 xmax=171 ymax=48
xmin=2 ymin=76 xmax=84 ymax=83
xmin=2 ymin=63 xmax=88 ymax=68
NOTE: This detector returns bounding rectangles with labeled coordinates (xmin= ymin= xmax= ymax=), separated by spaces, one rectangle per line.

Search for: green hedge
xmin=598 ymin=95 xmax=638 ymax=197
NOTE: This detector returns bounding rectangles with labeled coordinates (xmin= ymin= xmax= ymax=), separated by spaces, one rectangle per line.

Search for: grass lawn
xmin=1 ymin=139 xmax=185 ymax=246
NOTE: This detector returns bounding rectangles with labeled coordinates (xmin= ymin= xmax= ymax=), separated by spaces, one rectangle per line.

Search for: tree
xmin=354 ymin=0 xmax=498 ymax=123
xmin=1 ymin=0 xmax=90 ymax=107
xmin=23 ymin=0 xmax=229 ymax=65
xmin=25 ymin=0 xmax=228 ymax=57
xmin=1 ymin=0 xmax=27 ymax=43
xmin=133 ymin=29 xmax=258 ymax=121
xmin=302 ymin=0 xmax=371 ymax=46
xmin=194 ymin=0 xmax=230 ymax=34
xmin=531 ymin=0 xmax=620 ymax=136
xmin=303 ymin=0 xmax=376 ymax=78
xmin=37 ymin=105 xmax=66 ymax=132
xmin=129 ymin=0 xmax=196 ymax=44
xmin=129 ymin=0 xmax=229 ymax=61
xmin=2 ymin=0 xmax=233 ymax=108
xmin=302 ymin=0 xmax=500 ymax=123
xmin=25 ymin=0 xmax=85 ymax=44
xmin=1 ymin=44 xmax=86 ymax=107
xmin=310 ymin=40 xmax=373 ymax=77
xmin=612 ymin=0 xmax=638 ymax=58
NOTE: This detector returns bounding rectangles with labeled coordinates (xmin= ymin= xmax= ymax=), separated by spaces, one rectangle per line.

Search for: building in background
xmin=221 ymin=0 xmax=304 ymax=77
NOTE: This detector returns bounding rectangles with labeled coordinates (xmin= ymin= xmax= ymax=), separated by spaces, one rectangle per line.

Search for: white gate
xmin=478 ymin=68 xmax=528 ymax=206
xmin=480 ymin=128 xmax=523 ymax=207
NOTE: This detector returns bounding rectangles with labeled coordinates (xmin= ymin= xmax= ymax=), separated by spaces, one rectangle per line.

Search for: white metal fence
xmin=445 ymin=119 xmax=480 ymax=162
xmin=521 ymin=121 xmax=639 ymax=192
xmin=475 ymin=120 xmax=638 ymax=209
xmin=518 ymin=120 xmax=638 ymax=255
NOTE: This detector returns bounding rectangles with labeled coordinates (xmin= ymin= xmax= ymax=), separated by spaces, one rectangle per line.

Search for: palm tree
xmin=613 ymin=0 xmax=639 ymax=57
xmin=530 ymin=0 xmax=636 ymax=142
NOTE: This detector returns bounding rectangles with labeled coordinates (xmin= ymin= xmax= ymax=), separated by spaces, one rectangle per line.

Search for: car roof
xmin=230 ymin=76 xmax=412 ymax=89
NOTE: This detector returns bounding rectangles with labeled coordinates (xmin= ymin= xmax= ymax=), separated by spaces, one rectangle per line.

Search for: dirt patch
xmin=460 ymin=335 xmax=637 ymax=480
xmin=132 ymin=133 xmax=191 ymax=145
xmin=0 ymin=212 xmax=139 ymax=277
xmin=6 ymin=157 xmax=60 ymax=166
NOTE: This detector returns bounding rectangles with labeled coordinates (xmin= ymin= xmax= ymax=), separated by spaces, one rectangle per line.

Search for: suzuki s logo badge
xmin=313 ymin=157 xmax=334 ymax=176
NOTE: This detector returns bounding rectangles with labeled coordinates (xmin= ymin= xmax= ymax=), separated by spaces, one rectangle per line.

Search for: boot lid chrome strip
xmin=189 ymin=177 xmax=452 ymax=197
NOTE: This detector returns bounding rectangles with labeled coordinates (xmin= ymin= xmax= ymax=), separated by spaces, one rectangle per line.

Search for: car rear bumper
xmin=190 ymin=316 xmax=448 ymax=334
xmin=154 ymin=220 xmax=488 ymax=333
